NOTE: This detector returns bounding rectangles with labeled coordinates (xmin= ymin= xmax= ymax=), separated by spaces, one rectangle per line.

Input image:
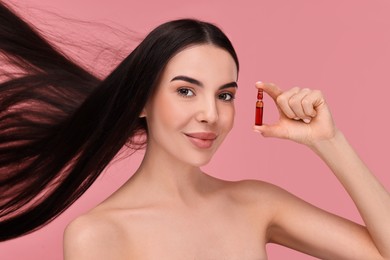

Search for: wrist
xmin=308 ymin=128 xmax=345 ymax=153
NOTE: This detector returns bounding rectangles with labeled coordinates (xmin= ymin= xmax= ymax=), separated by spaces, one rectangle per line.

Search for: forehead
xmin=161 ymin=44 xmax=238 ymax=82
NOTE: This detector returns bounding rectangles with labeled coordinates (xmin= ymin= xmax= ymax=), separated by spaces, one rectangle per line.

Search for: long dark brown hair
xmin=0 ymin=1 xmax=239 ymax=241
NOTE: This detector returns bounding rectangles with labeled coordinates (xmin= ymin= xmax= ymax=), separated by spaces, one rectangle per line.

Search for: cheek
xmin=148 ymin=94 xmax=189 ymax=130
xmin=220 ymin=105 xmax=235 ymax=131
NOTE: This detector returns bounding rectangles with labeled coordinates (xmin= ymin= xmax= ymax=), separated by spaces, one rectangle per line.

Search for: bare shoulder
xmin=212 ymin=178 xmax=291 ymax=220
xmin=227 ymin=179 xmax=317 ymax=215
xmin=223 ymin=178 xmax=289 ymax=204
xmin=63 ymin=210 xmax=126 ymax=260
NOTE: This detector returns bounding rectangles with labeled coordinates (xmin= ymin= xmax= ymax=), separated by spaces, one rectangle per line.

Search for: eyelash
xmin=176 ymin=87 xmax=235 ymax=102
xmin=177 ymin=88 xmax=195 ymax=98
xmin=218 ymin=92 xmax=235 ymax=102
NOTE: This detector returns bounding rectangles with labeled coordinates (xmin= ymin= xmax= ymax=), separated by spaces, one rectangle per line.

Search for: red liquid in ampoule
xmin=255 ymin=89 xmax=263 ymax=126
xmin=255 ymin=106 xmax=263 ymax=125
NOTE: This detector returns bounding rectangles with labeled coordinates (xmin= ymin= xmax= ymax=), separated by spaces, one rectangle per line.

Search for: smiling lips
xmin=185 ymin=132 xmax=217 ymax=149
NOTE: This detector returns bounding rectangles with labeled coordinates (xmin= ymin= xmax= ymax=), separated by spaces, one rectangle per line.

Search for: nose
xmin=195 ymin=97 xmax=219 ymax=124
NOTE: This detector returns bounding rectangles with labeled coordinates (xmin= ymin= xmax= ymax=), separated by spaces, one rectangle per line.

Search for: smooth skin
xmin=64 ymin=45 xmax=390 ymax=260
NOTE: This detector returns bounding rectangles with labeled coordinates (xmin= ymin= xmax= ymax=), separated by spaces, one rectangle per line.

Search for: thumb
xmin=253 ymin=124 xmax=289 ymax=139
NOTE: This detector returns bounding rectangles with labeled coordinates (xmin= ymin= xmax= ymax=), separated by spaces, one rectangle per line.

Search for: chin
xmin=185 ymin=152 xmax=215 ymax=167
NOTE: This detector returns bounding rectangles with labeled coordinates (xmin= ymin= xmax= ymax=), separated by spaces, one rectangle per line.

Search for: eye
xmin=177 ymin=88 xmax=195 ymax=97
xmin=218 ymin=92 xmax=235 ymax=102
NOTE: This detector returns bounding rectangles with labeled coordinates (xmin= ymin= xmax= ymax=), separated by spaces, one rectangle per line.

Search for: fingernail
xmin=303 ymin=118 xmax=311 ymax=124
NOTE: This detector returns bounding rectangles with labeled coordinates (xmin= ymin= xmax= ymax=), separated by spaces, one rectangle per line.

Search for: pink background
xmin=2 ymin=0 xmax=390 ymax=259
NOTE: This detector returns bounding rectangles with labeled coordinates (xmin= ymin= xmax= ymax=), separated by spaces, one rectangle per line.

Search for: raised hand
xmin=253 ymin=82 xmax=337 ymax=146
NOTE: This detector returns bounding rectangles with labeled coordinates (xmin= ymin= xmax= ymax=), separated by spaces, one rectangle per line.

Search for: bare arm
xmin=311 ymin=130 xmax=390 ymax=257
xmin=254 ymin=82 xmax=390 ymax=259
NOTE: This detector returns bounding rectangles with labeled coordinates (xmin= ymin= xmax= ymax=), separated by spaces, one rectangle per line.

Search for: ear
xmin=139 ymin=107 xmax=147 ymax=118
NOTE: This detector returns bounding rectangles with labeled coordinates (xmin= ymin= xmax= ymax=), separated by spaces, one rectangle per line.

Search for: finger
xmin=301 ymin=90 xmax=323 ymax=117
xmin=288 ymin=88 xmax=312 ymax=121
xmin=302 ymin=97 xmax=317 ymax=118
xmin=276 ymin=87 xmax=301 ymax=119
xmin=253 ymin=124 xmax=288 ymax=139
xmin=255 ymin=82 xmax=283 ymax=102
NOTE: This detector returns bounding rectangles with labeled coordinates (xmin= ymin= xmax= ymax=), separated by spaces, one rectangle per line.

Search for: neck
xmin=128 ymin=144 xmax=210 ymax=205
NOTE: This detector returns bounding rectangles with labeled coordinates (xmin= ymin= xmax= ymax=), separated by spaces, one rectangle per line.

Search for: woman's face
xmin=143 ymin=44 xmax=238 ymax=167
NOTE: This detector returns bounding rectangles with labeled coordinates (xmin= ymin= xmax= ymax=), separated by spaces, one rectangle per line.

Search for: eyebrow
xmin=170 ymin=75 xmax=238 ymax=89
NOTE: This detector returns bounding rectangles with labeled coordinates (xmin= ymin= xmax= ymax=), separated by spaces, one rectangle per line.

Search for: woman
xmin=1 ymin=2 xmax=389 ymax=259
